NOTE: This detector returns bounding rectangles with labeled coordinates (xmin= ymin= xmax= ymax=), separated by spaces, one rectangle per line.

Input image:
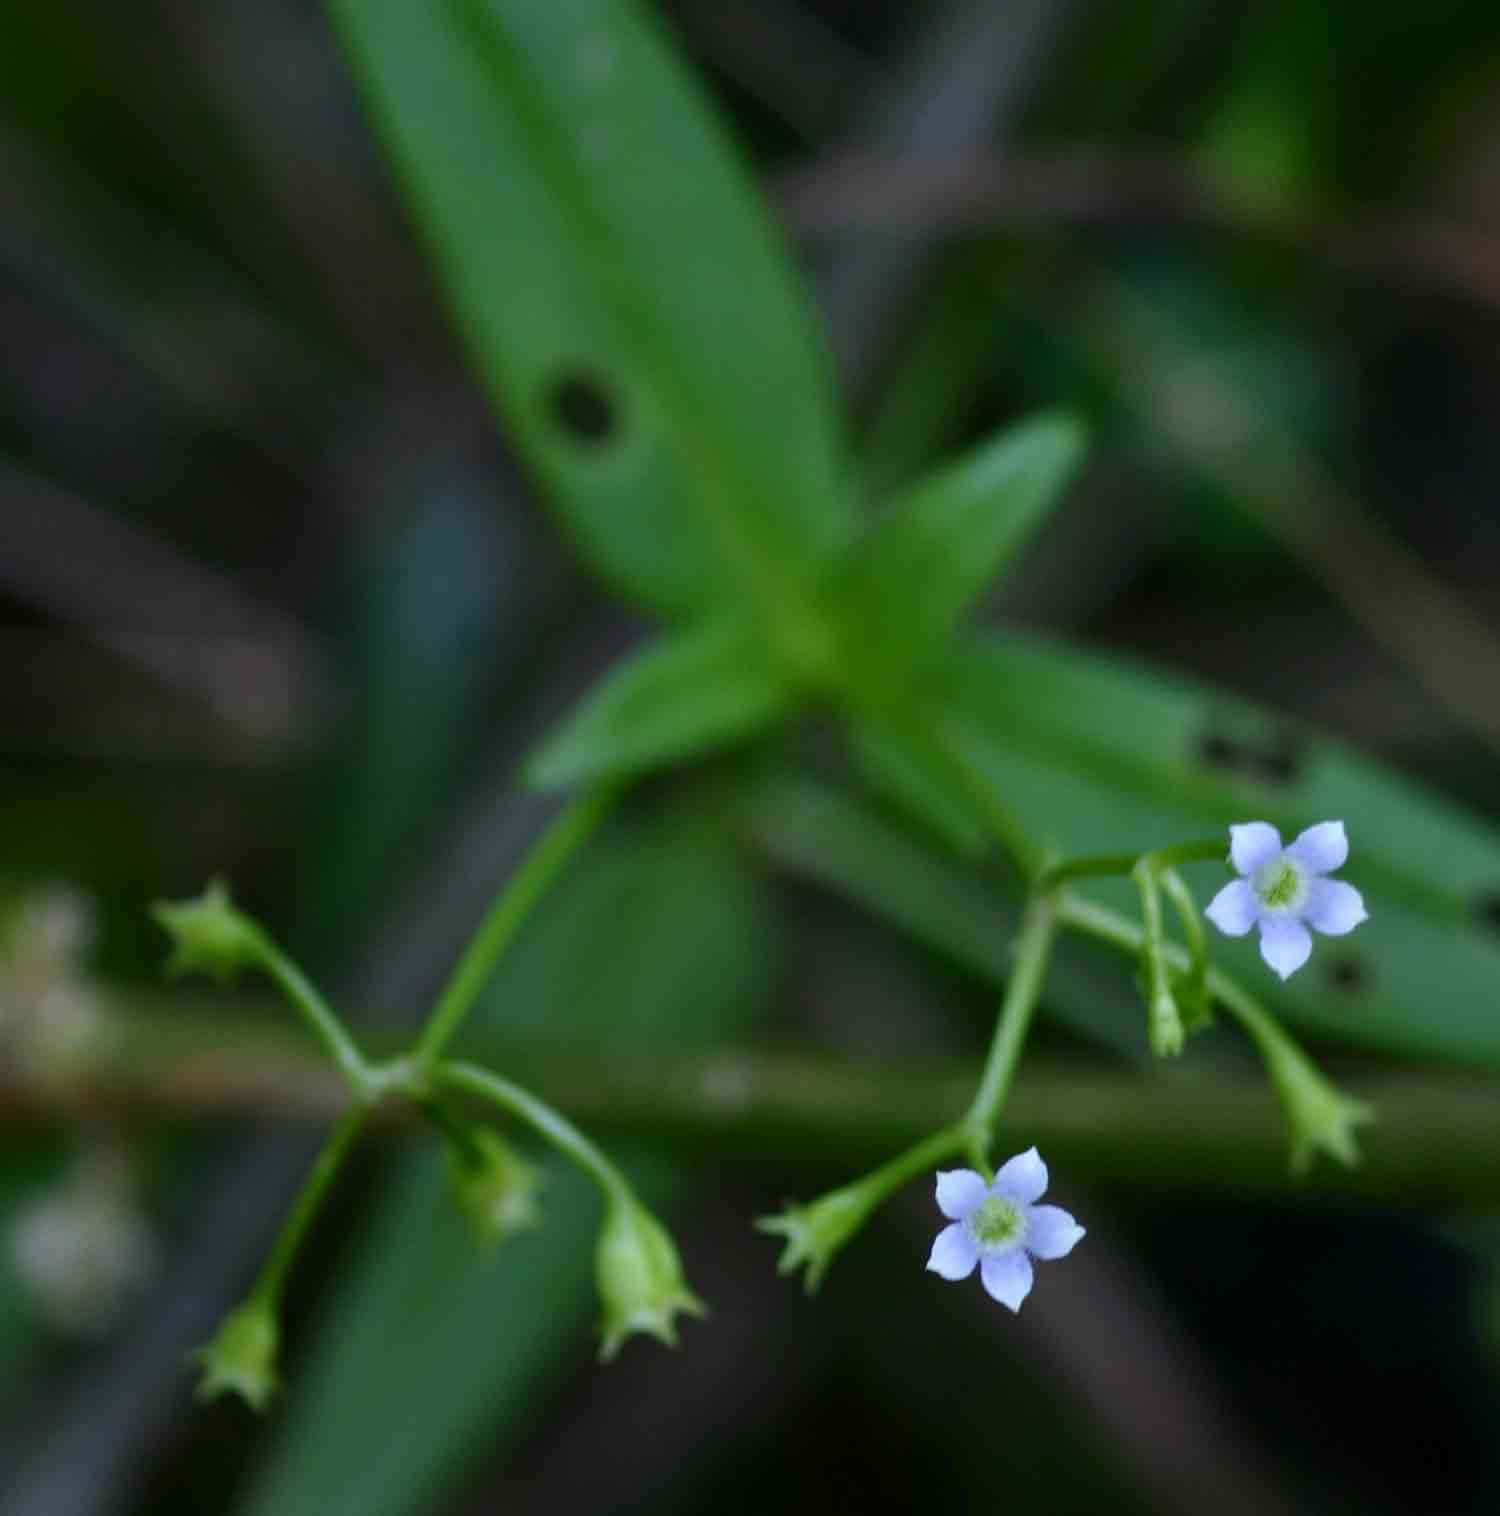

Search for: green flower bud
xmin=595 ymin=1194 xmax=704 ymax=1361
xmin=1265 ymin=1039 xmax=1374 ymax=1175
xmin=192 ymin=1298 xmax=280 ymax=1412
xmin=1146 ymin=985 xmax=1186 ymax=1058
xmin=445 ymin=1128 xmax=542 ymax=1245
xmin=755 ymin=1181 xmax=873 ymax=1293
xmin=151 ymin=880 xmax=260 ymax=983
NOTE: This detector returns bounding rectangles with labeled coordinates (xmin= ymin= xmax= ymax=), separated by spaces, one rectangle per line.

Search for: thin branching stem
xmin=414 ymin=788 xmax=615 ymax=1068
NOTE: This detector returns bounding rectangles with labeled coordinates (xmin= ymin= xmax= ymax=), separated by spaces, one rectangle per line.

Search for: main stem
xmin=962 ymin=890 xmax=1058 ymax=1169
xmin=414 ymin=788 xmax=614 ymax=1068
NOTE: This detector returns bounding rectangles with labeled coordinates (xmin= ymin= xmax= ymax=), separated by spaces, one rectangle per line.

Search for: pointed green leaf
xmin=829 ymin=413 xmax=1085 ymax=678
xmin=327 ymin=0 xmax=851 ymax=621
xmin=927 ymin=631 xmax=1500 ymax=1067
xmin=525 ymin=620 xmax=791 ymax=789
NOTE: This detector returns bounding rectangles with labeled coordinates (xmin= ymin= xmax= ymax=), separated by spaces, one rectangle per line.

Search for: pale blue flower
xmin=1205 ymin=821 xmax=1368 ymax=981
xmin=925 ymin=1149 xmax=1085 ymax=1311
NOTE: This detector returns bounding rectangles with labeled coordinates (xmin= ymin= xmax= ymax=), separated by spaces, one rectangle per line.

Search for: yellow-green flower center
xmin=968 ymin=1195 xmax=1025 ymax=1250
xmin=1253 ymin=857 xmax=1306 ymax=913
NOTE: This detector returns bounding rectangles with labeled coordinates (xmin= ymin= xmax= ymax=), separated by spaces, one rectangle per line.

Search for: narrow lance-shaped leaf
xmin=525 ymin=619 xmax=792 ymax=790
xmin=327 ymin=0 xmax=852 ymax=623
xmin=827 ymin=412 xmax=1085 ymax=681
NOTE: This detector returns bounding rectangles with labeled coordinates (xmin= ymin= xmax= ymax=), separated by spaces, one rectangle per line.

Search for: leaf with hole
xmin=525 ymin=620 xmax=792 ymax=789
xmin=826 ymin=412 xmax=1085 ymax=683
xmin=327 ymin=0 xmax=852 ymax=622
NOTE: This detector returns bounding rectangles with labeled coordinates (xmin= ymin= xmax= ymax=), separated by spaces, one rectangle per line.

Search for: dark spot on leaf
xmin=1326 ymin=954 xmax=1368 ymax=993
xmin=1196 ymin=731 xmax=1240 ymax=771
xmin=548 ymin=370 xmax=617 ymax=445
xmin=1472 ymin=892 xmax=1500 ymax=938
xmin=1193 ymin=724 xmax=1302 ymax=786
xmin=1250 ymin=738 xmax=1301 ymax=787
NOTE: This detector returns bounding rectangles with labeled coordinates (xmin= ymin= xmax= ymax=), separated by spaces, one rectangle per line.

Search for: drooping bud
xmin=1146 ymin=984 xmax=1186 ymax=1058
xmin=151 ymin=879 xmax=261 ymax=983
xmin=755 ymin=1181 xmax=874 ymax=1293
xmin=193 ymin=1297 xmax=281 ymax=1412
xmin=595 ymin=1193 xmax=704 ymax=1361
xmin=1264 ymin=1036 xmax=1374 ymax=1175
xmin=444 ymin=1128 xmax=542 ymax=1245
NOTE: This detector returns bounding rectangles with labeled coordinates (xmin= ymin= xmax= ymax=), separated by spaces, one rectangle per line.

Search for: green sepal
xmin=755 ymin=1181 xmax=874 ymax=1294
xmin=193 ymin=1298 xmax=280 ymax=1413
xmin=595 ymin=1193 xmax=705 ymax=1361
xmin=151 ymin=879 xmax=260 ymax=984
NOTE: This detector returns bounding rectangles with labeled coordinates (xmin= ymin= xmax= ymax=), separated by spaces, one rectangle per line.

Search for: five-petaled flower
xmin=926 ymin=1149 xmax=1084 ymax=1311
xmin=1205 ymin=821 xmax=1367 ymax=981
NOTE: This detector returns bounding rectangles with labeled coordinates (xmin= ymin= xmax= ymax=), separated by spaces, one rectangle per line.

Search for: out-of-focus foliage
xmin=5 ymin=0 xmax=1500 ymax=1514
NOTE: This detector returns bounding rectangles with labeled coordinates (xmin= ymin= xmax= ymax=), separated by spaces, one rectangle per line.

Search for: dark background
xmin=3 ymin=2 xmax=1500 ymax=1512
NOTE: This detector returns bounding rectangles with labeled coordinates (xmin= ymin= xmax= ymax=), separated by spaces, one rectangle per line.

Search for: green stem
xmin=1038 ymin=837 xmax=1224 ymax=890
xmin=1158 ymin=866 xmax=1208 ymax=1023
xmin=852 ymin=1122 xmax=967 ymax=1208
xmin=1059 ymin=890 xmax=1300 ymax=1066
xmin=436 ymin=1059 xmax=628 ymax=1201
xmin=419 ymin=1095 xmax=488 ymax=1167
xmin=1148 ymin=838 xmax=1229 ymax=870
xmin=1037 ymin=852 xmax=1140 ymax=887
xmin=962 ymin=891 xmax=1057 ymax=1168
xmin=414 ymin=788 xmax=614 ymax=1068
xmin=248 ymin=928 xmax=371 ymax=1094
xmin=250 ymin=1108 xmax=367 ymax=1306
xmin=1133 ymin=859 xmax=1184 ymax=1055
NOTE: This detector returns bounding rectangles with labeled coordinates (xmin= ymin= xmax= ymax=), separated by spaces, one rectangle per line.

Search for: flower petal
xmin=1229 ymin=822 xmax=1282 ymax=876
xmin=979 ymin=1249 xmax=1034 ymax=1311
xmin=934 ymin=1169 xmax=988 ymax=1221
xmin=1304 ymin=878 xmax=1368 ymax=936
xmin=1286 ymin=821 xmax=1348 ymax=876
xmin=1258 ymin=916 xmax=1312 ymax=980
xmin=993 ymin=1147 xmax=1048 ymax=1205
xmin=1204 ymin=879 xmax=1258 ymax=937
xmin=926 ymin=1223 xmax=979 ymax=1280
xmin=1025 ymin=1205 xmax=1086 ymax=1261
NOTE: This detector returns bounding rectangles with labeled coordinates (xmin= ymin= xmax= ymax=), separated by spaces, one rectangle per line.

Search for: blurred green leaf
xmin=828 ymin=413 xmax=1085 ymax=684
xmin=327 ymin=0 xmax=851 ymax=621
xmin=927 ymin=632 xmax=1500 ymax=1064
xmin=846 ymin=716 xmax=988 ymax=858
xmin=738 ymin=768 xmax=1143 ymax=1060
xmin=236 ymin=812 xmax=781 ymax=1516
xmin=526 ymin=620 xmax=791 ymax=790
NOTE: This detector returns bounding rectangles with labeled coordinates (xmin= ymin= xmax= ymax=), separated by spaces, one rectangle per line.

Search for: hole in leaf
xmin=1193 ymin=725 xmax=1302 ymax=786
xmin=547 ymin=369 xmax=618 ymax=445
xmin=1250 ymin=739 xmax=1301 ymax=787
xmin=1472 ymin=891 xmax=1500 ymax=938
xmin=1326 ymin=954 xmax=1368 ymax=993
xmin=1196 ymin=732 xmax=1240 ymax=771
